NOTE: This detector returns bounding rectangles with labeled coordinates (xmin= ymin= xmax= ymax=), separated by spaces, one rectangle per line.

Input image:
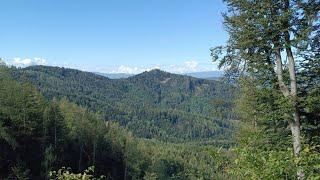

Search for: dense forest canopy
xmin=0 ymin=0 xmax=319 ymax=179
xmin=10 ymin=65 xmax=236 ymax=144
xmin=0 ymin=65 xmax=229 ymax=179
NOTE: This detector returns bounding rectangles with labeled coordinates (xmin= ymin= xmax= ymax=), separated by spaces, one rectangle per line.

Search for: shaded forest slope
xmin=11 ymin=66 xmax=235 ymax=144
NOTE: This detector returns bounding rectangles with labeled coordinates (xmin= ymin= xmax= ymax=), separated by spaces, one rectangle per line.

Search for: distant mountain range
xmin=95 ymin=70 xmax=223 ymax=80
xmin=184 ymin=71 xmax=224 ymax=80
xmin=94 ymin=72 xmax=133 ymax=79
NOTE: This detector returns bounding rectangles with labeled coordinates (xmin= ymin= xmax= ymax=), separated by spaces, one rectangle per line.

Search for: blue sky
xmin=0 ymin=0 xmax=228 ymax=74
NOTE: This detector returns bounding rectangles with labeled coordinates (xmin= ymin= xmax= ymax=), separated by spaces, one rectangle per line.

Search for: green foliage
xmin=140 ymin=140 xmax=217 ymax=179
xmin=0 ymin=66 xmax=225 ymax=179
xmin=143 ymin=172 xmax=157 ymax=180
xmin=226 ymin=76 xmax=320 ymax=178
xmin=210 ymin=0 xmax=320 ymax=178
xmin=10 ymin=66 xmax=235 ymax=144
xmin=299 ymin=56 xmax=320 ymax=145
xmin=0 ymin=67 xmax=46 ymax=178
xmin=8 ymin=165 xmax=31 ymax=180
xmin=49 ymin=166 xmax=105 ymax=180
xmin=229 ymin=125 xmax=320 ymax=179
xmin=208 ymin=147 xmax=232 ymax=174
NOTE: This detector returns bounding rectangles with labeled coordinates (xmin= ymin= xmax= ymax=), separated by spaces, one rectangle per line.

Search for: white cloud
xmin=34 ymin=57 xmax=47 ymax=65
xmin=117 ymin=65 xmax=140 ymax=74
xmin=166 ymin=60 xmax=200 ymax=73
xmin=98 ymin=60 xmax=219 ymax=74
xmin=13 ymin=58 xmax=32 ymax=66
xmin=10 ymin=57 xmax=47 ymax=67
xmin=184 ymin=60 xmax=199 ymax=71
xmin=109 ymin=65 xmax=161 ymax=74
xmin=107 ymin=60 xmax=203 ymax=74
xmin=3 ymin=57 xmax=219 ymax=74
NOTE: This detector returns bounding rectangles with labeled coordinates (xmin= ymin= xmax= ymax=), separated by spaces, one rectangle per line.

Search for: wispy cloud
xmin=113 ymin=65 xmax=144 ymax=74
xmin=7 ymin=57 xmax=47 ymax=67
xmin=165 ymin=60 xmax=200 ymax=73
xmin=3 ymin=57 xmax=219 ymax=74
xmin=184 ymin=60 xmax=199 ymax=71
xmin=99 ymin=60 xmax=218 ymax=74
xmin=109 ymin=65 xmax=161 ymax=74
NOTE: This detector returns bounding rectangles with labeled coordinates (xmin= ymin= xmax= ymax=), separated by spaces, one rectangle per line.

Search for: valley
xmin=11 ymin=65 xmax=235 ymax=145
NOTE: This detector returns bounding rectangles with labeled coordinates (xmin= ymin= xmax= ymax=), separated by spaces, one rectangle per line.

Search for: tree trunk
xmin=78 ymin=142 xmax=83 ymax=172
xmin=78 ymin=112 xmax=85 ymax=172
xmin=290 ymin=113 xmax=301 ymax=156
xmin=286 ymin=43 xmax=304 ymax=179
xmin=283 ymin=0 xmax=303 ymax=178
xmin=93 ymin=141 xmax=96 ymax=166
xmin=274 ymin=44 xmax=303 ymax=178
xmin=54 ymin=116 xmax=57 ymax=149
xmin=124 ymin=141 xmax=127 ymax=180
xmin=286 ymin=46 xmax=302 ymax=157
xmin=275 ymin=48 xmax=290 ymax=97
xmin=283 ymin=0 xmax=302 ymax=154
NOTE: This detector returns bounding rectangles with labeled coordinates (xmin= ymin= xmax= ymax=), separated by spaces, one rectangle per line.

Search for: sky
xmin=0 ymin=0 xmax=228 ymax=74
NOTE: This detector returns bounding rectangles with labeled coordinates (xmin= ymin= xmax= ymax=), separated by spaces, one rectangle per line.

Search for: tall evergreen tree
xmin=212 ymin=0 xmax=319 ymax=178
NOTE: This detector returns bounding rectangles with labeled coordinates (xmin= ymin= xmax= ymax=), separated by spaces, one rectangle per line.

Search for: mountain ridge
xmin=94 ymin=68 xmax=223 ymax=80
xmin=10 ymin=65 xmax=235 ymax=144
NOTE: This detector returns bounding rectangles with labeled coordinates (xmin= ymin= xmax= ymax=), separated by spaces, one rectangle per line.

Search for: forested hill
xmin=11 ymin=65 xmax=235 ymax=144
